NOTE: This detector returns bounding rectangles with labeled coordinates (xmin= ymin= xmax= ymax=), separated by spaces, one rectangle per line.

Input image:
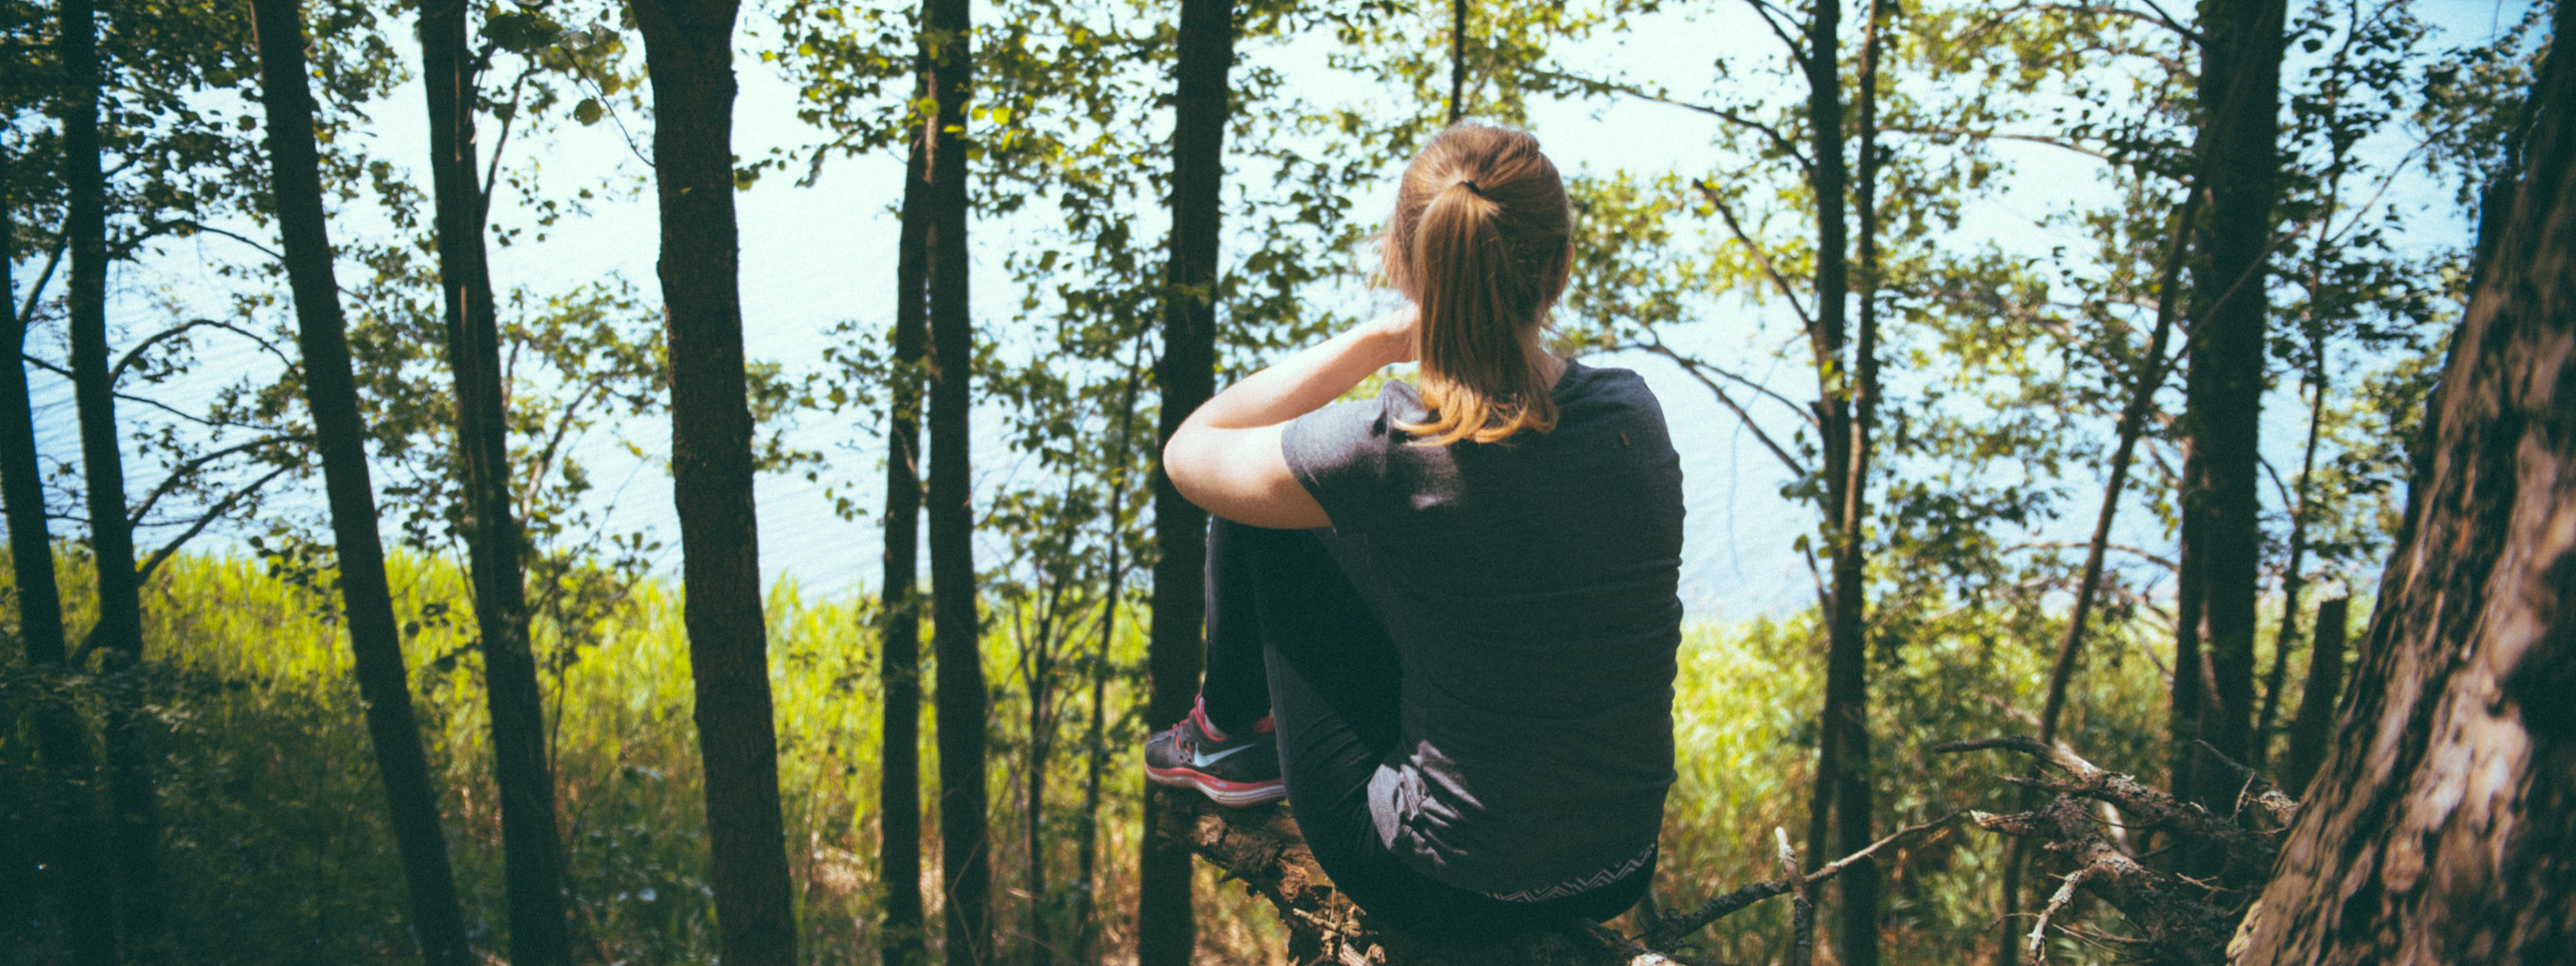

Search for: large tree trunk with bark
xmin=2227 ymin=7 xmax=2576 ymax=957
xmin=919 ymin=0 xmax=992 ymax=956
xmin=60 ymin=0 xmax=165 ymax=946
xmin=415 ymin=4 xmax=572 ymax=960
xmin=1798 ymin=0 xmax=1879 ymax=961
xmin=2170 ymin=0 xmax=2285 ymax=818
xmin=247 ymin=6 xmax=476 ymax=962
xmin=1138 ymin=0 xmax=1234 ymax=960
xmin=627 ymin=4 xmax=800 ymax=964
xmin=877 ymin=63 xmax=935 ymax=966
xmin=2 ymin=122 xmax=119 ymax=966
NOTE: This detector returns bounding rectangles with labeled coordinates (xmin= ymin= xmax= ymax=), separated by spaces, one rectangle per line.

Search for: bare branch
xmin=137 ymin=462 xmax=295 ymax=583
xmin=1740 ymin=0 xmax=1811 ymax=63
xmin=17 ymin=240 xmax=64 ymax=328
xmin=111 ymin=318 xmax=299 ymax=387
xmin=168 ymin=220 xmax=285 ymax=262
xmin=128 ymin=432 xmax=310 ymax=527
xmin=1525 ymin=68 xmax=1812 ymax=174
xmin=2001 ymin=540 xmax=2178 ymax=571
xmin=1648 ymin=814 xmax=1956 ymax=949
xmin=1632 ymin=340 xmax=1812 ymax=480
xmin=1689 ymin=179 xmax=1815 ymax=332
xmin=2025 ymin=865 xmax=2095 ymax=963
xmin=1881 ymin=125 xmax=2116 ymax=160
xmin=20 ymin=352 xmax=69 ymax=380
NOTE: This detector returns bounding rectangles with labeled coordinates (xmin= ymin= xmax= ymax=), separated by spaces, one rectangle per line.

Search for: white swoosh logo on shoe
xmin=1191 ymin=743 xmax=1256 ymax=769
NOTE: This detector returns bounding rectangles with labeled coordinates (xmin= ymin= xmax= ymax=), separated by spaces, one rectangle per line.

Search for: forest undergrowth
xmin=4 ymin=549 xmax=2226 ymax=964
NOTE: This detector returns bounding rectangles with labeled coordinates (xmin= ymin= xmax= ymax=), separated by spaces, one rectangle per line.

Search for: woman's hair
xmin=1382 ymin=123 xmax=1572 ymax=446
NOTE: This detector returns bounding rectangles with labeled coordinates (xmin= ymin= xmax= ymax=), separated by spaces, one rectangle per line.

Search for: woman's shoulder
xmin=1558 ymin=360 xmax=1666 ymax=414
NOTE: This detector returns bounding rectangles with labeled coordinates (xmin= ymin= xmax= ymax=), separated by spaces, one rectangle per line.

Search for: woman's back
xmin=1284 ymin=359 xmax=1685 ymax=896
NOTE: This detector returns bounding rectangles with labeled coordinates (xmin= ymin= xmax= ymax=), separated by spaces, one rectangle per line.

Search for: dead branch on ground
xmin=1933 ymin=736 xmax=2295 ymax=965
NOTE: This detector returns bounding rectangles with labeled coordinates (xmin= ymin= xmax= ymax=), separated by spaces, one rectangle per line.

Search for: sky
xmin=21 ymin=0 xmax=2540 ymax=623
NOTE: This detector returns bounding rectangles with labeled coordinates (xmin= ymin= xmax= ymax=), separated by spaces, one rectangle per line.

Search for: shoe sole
xmin=1147 ymin=766 xmax=1288 ymax=807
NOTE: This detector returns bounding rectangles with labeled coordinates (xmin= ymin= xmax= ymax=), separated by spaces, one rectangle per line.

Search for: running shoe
xmin=1145 ymin=696 xmax=1285 ymax=806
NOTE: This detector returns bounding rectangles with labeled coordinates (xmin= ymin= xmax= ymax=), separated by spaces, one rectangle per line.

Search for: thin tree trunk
xmin=921 ymin=0 xmax=989 ymax=956
xmin=1801 ymin=0 xmax=1876 ymax=961
xmin=2230 ymin=8 xmax=2576 ymax=952
xmin=880 ymin=66 xmax=935 ymax=966
xmin=60 ymin=0 xmax=164 ymax=947
xmin=415 ymin=3 xmax=571 ymax=959
xmin=2256 ymin=167 xmax=2344 ymax=762
xmin=246 ymin=6 xmax=475 ymax=962
xmin=1139 ymin=0 xmax=1234 ymax=960
xmin=2171 ymin=0 xmax=2285 ymax=819
xmin=1447 ymin=0 xmax=1467 ymax=123
xmin=2 ymin=126 xmax=119 ymax=966
xmin=627 ymin=2 xmax=799 ymax=963
xmin=2004 ymin=189 xmax=2197 ymax=965
xmin=2277 ymin=596 xmax=2346 ymax=796
xmin=2253 ymin=332 xmax=2329 ymax=762
xmin=1075 ymin=349 xmax=1147 ymax=966
xmin=1024 ymin=586 xmax=1066 ymax=966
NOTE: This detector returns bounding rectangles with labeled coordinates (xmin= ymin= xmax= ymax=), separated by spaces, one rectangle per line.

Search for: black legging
xmin=1199 ymin=518 xmax=1652 ymax=940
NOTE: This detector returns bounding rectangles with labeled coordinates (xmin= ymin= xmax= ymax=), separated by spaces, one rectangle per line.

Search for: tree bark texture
xmin=248 ymin=6 xmax=476 ymax=961
xmin=627 ymin=2 xmax=800 ymax=963
xmin=915 ymin=0 xmax=989 ymax=959
xmin=1139 ymin=0 xmax=1233 ymax=960
xmin=415 ymin=4 xmax=572 ymax=960
xmin=2171 ymin=0 xmax=2286 ymax=814
xmin=878 ymin=66 xmax=934 ymax=966
xmin=60 ymin=0 xmax=165 ymax=945
xmin=2 ymin=122 xmax=120 ymax=966
xmin=1799 ymin=0 xmax=1878 ymax=960
xmin=2227 ymin=8 xmax=2576 ymax=957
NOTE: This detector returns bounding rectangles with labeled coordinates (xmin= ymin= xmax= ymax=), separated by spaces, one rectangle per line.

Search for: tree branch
xmin=126 ymin=432 xmax=309 ymax=528
xmin=135 ymin=462 xmax=295 ymax=583
xmin=1525 ymin=68 xmax=1812 ymax=173
xmin=1690 ymin=179 xmax=1816 ymax=332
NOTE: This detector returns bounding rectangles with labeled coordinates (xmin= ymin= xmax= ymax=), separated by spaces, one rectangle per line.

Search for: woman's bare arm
xmin=1163 ymin=308 xmax=1416 ymax=529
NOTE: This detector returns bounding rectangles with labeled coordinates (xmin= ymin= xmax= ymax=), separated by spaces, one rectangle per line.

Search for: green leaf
xmin=574 ymin=97 xmax=605 ymax=126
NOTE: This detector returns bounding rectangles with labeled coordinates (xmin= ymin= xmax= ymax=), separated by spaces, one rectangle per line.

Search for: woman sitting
xmin=1147 ymin=122 xmax=1686 ymax=938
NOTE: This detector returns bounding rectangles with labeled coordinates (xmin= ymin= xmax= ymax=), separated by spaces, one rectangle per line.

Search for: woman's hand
xmin=1370 ymin=304 xmax=1421 ymax=365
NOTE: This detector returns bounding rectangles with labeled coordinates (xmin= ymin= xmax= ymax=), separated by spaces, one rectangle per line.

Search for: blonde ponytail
xmin=1382 ymin=125 xmax=1572 ymax=446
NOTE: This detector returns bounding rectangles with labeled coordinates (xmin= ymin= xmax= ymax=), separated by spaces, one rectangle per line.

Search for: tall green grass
xmin=6 ymin=550 xmax=2202 ymax=964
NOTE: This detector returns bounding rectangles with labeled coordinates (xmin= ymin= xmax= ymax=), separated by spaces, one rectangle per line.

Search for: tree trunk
xmin=2 ymin=122 xmax=120 ymax=966
xmin=247 ymin=6 xmax=476 ymax=962
xmin=626 ymin=3 xmax=799 ymax=964
xmin=415 ymin=3 xmax=571 ymax=960
xmin=2171 ymin=0 xmax=2285 ymax=819
xmin=2277 ymin=596 xmax=2346 ymax=797
xmin=1799 ymin=0 xmax=1877 ymax=961
xmin=60 ymin=0 xmax=164 ymax=947
xmin=879 ymin=64 xmax=934 ymax=966
xmin=919 ymin=0 xmax=989 ymax=958
xmin=1448 ymin=0 xmax=1468 ymax=123
xmin=2228 ymin=8 xmax=2576 ymax=956
xmin=1075 ymin=355 xmax=1147 ymax=966
xmin=1139 ymin=0 xmax=1234 ymax=960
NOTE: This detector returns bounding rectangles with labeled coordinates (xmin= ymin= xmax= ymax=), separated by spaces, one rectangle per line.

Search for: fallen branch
xmin=1935 ymin=737 xmax=2294 ymax=966
xmin=1645 ymin=812 xmax=1958 ymax=949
